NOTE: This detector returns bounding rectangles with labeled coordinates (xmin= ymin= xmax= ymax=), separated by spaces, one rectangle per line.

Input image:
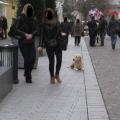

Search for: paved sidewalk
xmin=0 ymin=37 xmax=109 ymax=120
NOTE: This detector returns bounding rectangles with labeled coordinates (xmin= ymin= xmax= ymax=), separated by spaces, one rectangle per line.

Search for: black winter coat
xmin=88 ymin=20 xmax=97 ymax=36
xmin=98 ymin=19 xmax=107 ymax=33
xmin=16 ymin=14 xmax=37 ymax=44
xmin=41 ymin=22 xmax=60 ymax=48
xmin=60 ymin=21 xmax=70 ymax=36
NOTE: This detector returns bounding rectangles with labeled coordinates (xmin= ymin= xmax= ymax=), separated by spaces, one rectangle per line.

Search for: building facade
xmin=0 ymin=0 xmax=18 ymax=29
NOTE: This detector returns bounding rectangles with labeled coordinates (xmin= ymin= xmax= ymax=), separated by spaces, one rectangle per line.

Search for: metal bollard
xmin=0 ymin=44 xmax=18 ymax=84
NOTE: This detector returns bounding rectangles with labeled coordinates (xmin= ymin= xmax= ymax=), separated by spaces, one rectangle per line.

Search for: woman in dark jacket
xmin=87 ymin=16 xmax=97 ymax=46
xmin=16 ymin=3 xmax=37 ymax=83
xmin=73 ymin=19 xmax=84 ymax=46
xmin=98 ymin=16 xmax=107 ymax=46
xmin=108 ymin=15 xmax=118 ymax=49
xmin=60 ymin=16 xmax=70 ymax=49
xmin=40 ymin=8 xmax=62 ymax=84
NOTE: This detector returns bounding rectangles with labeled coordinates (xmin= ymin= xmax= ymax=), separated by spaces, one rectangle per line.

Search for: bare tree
xmin=83 ymin=0 xmax=110 ymax=18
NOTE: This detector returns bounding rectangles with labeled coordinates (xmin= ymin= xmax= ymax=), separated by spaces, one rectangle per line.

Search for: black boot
xmin=26 ymin=78 xmax=32 ymax=83
xmin=26 ymin=74 xmax=32 ymax=83
xmin=101 ymin=43 xmax=104 ymax=46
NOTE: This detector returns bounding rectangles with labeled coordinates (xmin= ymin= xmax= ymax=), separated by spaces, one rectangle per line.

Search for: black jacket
xmin=88 ymin=20 xmax=97 ymax=36
xmin=40 ymin=8 xmax=60 ymax=48
xmin=60 ymin=21 xmax=70 ymax=36
xmin=41 ymin=22 xmax=60 ymax=48
xmin=16 ymin=14 xmax=37 ymax=44
xmin=98 ymin=19 xmax=107 ymax=33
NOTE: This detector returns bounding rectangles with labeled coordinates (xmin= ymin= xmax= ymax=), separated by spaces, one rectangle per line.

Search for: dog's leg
xmin=70 ymin=63 xmax=74 ymax=69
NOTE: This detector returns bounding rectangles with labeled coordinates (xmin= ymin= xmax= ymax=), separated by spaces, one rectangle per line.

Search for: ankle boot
xmin=26 ymin=74 xmax=32 ymax=83
xmin=50 ymin=77 xmax=55 ymax=84
xmin=55 ymin=75 xmax=61 ymax=83
xmin=26 ymin=77 xmax=32 ymax=83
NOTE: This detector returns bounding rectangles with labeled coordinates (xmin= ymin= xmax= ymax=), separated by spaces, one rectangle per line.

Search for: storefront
xmin=0 ymin=0 xmax=18 ymax=29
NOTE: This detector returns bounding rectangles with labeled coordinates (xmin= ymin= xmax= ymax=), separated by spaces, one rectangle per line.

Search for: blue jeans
xmin=111 ymin=34 xmax=117 ymax=49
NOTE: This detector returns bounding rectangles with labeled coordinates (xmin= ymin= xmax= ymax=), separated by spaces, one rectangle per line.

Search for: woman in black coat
xmin=87 ymin=16 xmax=97 ymax=46
xmin=40 ymin=8 xmax=62 ymax=84
xmin=16 ymin=3 xmax=37 ymax=83
xmin=60 ymin=16 xmax=70 ymax=49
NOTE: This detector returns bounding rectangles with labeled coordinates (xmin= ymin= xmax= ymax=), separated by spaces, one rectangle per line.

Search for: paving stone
xmin=0 ymin=37 xmax=109 ymax=120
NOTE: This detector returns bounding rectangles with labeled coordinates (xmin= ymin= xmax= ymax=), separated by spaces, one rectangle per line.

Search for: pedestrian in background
xmin=108 ymin=15 xmax=118 ymax=50
xmin=98 ymin=15 xmax=107 ymax=46
xmin=73 ymin=19 xmax=84 ymax=46
xmin=2 ymin=16 xmax=8 ymax=39
xmin=40 ymin=8 xmax=62 ymax=84
xmin=116 ymin=19 xmax=120 ymax=38
xmin=70 ymin=20 xmax=74 ymax=37
xmin=8 ymin=18 xmax=19 ymax=45
xmin=87 ymin=16 xmax=97 ymax=47
xmin=16 ymin=3 xmax=37 ymax=83
xmin=0 ymin=16 xmax=3 ymax=39
xmin=59 ymin=16 xmax=70 ymax=50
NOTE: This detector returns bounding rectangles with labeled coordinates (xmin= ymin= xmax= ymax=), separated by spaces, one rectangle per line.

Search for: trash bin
xmin=0 ymin=44 xmax=18 ymax=84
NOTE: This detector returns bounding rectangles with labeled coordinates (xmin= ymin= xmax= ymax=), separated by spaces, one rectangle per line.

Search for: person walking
xmin=116 ymin=19 xmax=120 ymax=38
xmin=59 ymin=16 xmax=70 ymax=50
xmin=73 ymin=19 xmax=84 ymax=46
xmin=0 ymin=16 xmax=3 ymax=39
xmin=108 ymin=15 xmax=118 ymax=50
xmin=8 ymin=18 xmax=19 ymax=45
xmin=87 ymin=16 xmax=97 ymax=47
xmin=40 ymin=8 xmax=62 ymax=84
xmin=16 ymin=3 xmax=37 ymax=83
xmin=2 ymin=16 xmax=8 ymax=39
xmin=98 ymin=15 xmax=107 ymax=46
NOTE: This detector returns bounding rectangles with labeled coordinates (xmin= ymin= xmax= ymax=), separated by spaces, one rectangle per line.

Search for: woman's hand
xmin=61 ymin=32 xmax=66 ymax=36
xmin=25 ymin=33 xmax=33 ymax=40
xmin=37 ymin=47 xmax=43 ymax=55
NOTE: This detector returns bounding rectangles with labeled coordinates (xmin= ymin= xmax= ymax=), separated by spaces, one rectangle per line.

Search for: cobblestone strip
xmin=81 ymin=38 xmax=109 ymax=120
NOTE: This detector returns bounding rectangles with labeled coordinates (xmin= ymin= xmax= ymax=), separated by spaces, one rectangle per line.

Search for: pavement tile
xmin=0 ymin=37 xmax=109 ymax=120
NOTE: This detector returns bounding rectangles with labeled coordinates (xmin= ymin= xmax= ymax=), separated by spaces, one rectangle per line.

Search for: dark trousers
xmin=75 ymin=36 xmax=81 ymax=46
xmin=46 ymin=47 xmax=62 ymax=77
xmin=19 ymin=43 xmax=36 ymax=78
xmin=66 ymin=36 xmax=69 ymax=46
xmin=99 ymin=32 xmax=105 ymax=45
xmin=111 ymin=34 xmax=117 ymax=49
xmin=89 ymin=35 xmax=96 ymax=46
